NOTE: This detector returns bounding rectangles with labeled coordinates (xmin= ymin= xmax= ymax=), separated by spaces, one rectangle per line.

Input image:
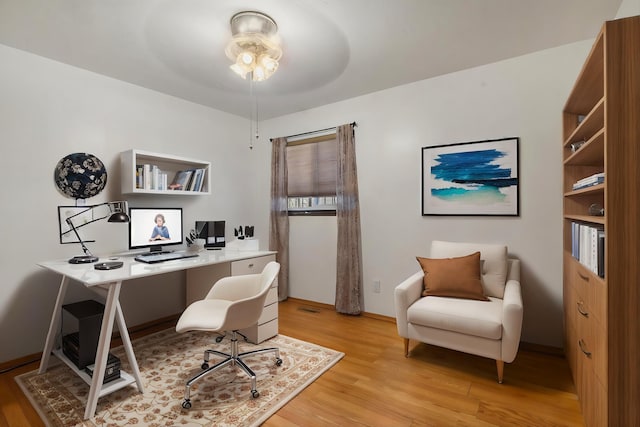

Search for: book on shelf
xmin=190 ymin=168 xmax=205 ymax=192
xmin=142 ymin=164 xmax=152 ymax=190
xmin=136 ymin=164 xmax=169 ymax=190
xmin=168 ymin=168 xmax=206 ymax=192
xmin=170 ymin=169 xmax=193 ymax=191
xmin=572 ymin=172 xmax=604 ymax=190
xmin=135 ymin=166 xmax=144 ymax=189
xmin=152 ymin=165 xmax=160 ymax=190
xmin=187 ymin=169 xmax=198 ymax=191
xmin=597 ymin=229 xmax=605 ymax=278
xmin=571 ymin=221 xmax=605 ymax=278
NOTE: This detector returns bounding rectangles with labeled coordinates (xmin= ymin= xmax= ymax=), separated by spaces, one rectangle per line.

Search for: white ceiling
xmin=0 ymin=0 xmax=622 ymax=119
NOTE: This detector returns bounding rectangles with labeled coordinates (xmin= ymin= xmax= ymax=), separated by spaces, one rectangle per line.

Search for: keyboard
xmin=134 ymin=252 xmax=199 ymax=264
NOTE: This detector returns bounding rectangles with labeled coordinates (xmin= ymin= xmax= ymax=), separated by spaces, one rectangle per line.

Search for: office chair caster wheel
xmin=201 ymin=362 xmax=209 ymax=370
xmin=252 ymin=390 xmax=260 ymax=398
xmin=182 ymin=399 xmax=192 ymax=409
xmin=275 ymin=358 xmax=283 ymax=366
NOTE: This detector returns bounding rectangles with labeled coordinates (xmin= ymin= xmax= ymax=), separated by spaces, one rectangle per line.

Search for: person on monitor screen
xmin=149 ymin=214 xmax=170 ymax=241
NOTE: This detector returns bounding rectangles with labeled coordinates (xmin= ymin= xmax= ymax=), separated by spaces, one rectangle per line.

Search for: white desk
xmin=37 ymin=249 xmax=276 ymax=420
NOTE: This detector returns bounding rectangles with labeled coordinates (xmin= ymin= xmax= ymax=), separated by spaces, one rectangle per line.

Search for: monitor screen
xmin=128 ymin=207 xmax=183 ymax=252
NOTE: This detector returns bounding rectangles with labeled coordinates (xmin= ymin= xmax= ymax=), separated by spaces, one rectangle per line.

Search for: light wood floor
xmin=0 ymin=299 xmax=584 ymax=427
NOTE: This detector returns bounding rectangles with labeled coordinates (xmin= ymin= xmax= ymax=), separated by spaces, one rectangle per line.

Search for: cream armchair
xmin=394 ymin=241 xmax=522 ymax=383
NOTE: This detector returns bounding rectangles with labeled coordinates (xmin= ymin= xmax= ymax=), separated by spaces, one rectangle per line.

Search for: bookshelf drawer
xmin=587 ymin=276 xmax=606 ymax=325
xmin=573 ymin=262 xmax=606 ymax=325
xmin=576 ymin=306 xmax=606 ymax=385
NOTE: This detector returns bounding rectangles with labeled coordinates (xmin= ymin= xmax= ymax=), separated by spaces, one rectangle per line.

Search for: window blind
xmin=287 ymin=135 xmax=337 ymax=197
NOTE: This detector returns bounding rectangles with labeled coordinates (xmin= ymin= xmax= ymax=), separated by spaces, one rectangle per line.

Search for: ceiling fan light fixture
xmin=253 ymin=65 xmax=266 ymax=81
xmin=230 ymin=63 xmax=248 ymax=79
xmin=225 ymin=11 xmax=282 ymax=82
xmin=259 ymin=54 xmax=278 ymax=73
xmin=240 ymin=51 xmax=255 ymax=66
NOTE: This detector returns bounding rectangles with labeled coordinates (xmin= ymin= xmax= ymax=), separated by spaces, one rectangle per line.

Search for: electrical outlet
xmin=373 ymin=280 xmax=381 ymax=293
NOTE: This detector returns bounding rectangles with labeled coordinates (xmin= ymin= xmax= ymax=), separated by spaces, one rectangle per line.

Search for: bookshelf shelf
xmin=563 ymin=98 xmax=604 ymax=150
xmin=564 ymin=183 xmax=604 ymax=197
xmin=120 ymin=149 xmax=211 ymax=195
xmin=563 ymin=128 xmax=605 ymax=167
xmin=562 ymin=16 xmax=640 ymax=427
xmin=564 ymin=214 xmax=605 ymax=225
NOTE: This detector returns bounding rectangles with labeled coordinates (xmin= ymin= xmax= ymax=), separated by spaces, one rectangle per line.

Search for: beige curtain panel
xmin=269 ymin=137 xmax=290 ymax=301
xmin=335 ymin=123 xmax=363 ymax=315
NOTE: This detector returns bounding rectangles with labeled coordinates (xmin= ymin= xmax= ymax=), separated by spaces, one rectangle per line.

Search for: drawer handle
xmin=578 ymin=339 xmax=592 ymax=358
xmin=577 ymin=271 xmax=590 ymax=282
xmin=248 ymin=263 xmax=254 ymax=268
xmin=576 ymin=301 xmax=589 ymax=318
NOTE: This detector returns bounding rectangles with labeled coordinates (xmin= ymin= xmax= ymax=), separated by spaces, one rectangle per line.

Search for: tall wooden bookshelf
xmin=562 ymin=15 xmax=640 ymax=427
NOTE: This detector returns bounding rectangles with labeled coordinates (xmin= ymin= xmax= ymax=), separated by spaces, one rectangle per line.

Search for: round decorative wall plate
xmin=54 ymin=152 xmax=108 ymax=199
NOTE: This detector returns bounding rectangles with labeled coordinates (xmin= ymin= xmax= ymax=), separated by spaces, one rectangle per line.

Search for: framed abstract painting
xmin=422 ymin=137 xmax=519 ymax=216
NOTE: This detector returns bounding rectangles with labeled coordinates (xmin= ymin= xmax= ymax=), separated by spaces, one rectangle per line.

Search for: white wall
xmin=0 ymin=44 xmax=264 ymax=363
xmin=259 ymin=40 xmax=594 ymax=348
xmin=616 ymin=0 xmax=640 ymax=18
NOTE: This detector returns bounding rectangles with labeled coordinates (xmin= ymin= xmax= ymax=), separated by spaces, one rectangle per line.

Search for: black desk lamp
xmin=64 ymin=201 xmax=129 ymax=264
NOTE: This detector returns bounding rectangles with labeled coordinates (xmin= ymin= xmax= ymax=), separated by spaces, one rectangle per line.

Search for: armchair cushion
xmin=431 ymin=241 xmax=508 ymax=298
xmin=407 ymin=296 xmax=503 ymax=340
xmin=416 ymin=252 xmax=488 ymax=301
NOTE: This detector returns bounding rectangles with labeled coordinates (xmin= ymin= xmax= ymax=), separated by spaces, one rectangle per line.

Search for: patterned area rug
xmin=16 ymin=330 xmax=344 ymax=427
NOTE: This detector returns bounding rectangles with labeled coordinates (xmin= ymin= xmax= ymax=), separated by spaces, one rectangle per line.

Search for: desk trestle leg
xmin=38 ymin=276 xmax=69 ymax=374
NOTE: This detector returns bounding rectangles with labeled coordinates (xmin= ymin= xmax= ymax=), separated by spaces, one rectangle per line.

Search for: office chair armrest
xmin=205 ymin=274 xmax=261 ymax=301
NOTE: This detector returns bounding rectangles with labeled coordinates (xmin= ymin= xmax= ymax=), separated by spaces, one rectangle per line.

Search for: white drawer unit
xmin=185 ymin=253 xmax=278 ymax=344
xmin=231 ymin=255 xmax=274 ymax=276
xmin=236 ymin=255 xmax=278 ymax=344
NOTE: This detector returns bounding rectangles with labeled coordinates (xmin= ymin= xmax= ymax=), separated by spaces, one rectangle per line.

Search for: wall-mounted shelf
xmin=120 ymin=149 xmax=211 ymax=196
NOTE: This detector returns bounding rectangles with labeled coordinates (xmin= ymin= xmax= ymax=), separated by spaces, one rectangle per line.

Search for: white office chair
xmin=176 ymin=261 xmax=282 ymax=409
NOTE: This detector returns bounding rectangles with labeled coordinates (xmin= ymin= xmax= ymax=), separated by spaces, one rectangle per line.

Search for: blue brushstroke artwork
xmin=430 ymin=148 xmax=517 ymax=205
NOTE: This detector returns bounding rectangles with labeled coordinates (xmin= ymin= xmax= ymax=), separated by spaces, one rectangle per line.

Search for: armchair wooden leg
xmin=496 ymin=360 xmax=504 ymax=384
xmin=403 ymin=338 xmax=409 ymax=357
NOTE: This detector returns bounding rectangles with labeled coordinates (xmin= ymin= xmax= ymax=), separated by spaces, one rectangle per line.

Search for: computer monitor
xmin=128 ymin=207 xmax=183 ymax=252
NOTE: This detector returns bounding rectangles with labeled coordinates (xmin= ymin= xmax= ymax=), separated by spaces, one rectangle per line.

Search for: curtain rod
xmin=270 ymin=121 xmax=357 ymax=142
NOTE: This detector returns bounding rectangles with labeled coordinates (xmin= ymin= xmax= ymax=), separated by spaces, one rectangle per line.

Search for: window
xmin=287 ymin=134 xmax=337 ymax=215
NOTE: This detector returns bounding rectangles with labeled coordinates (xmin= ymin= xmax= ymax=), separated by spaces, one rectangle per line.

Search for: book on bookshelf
xmin=571 ymin=221 xmax=604 ymax=278
xmin=597 ymin=229 xmax=605 ymax=278
xmin=572 ymin=172 xmax=604 ymax=190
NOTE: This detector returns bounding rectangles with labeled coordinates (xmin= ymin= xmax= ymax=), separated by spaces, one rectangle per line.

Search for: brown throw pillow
xmin=416 ymin=252 xmax=488 ymax=301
